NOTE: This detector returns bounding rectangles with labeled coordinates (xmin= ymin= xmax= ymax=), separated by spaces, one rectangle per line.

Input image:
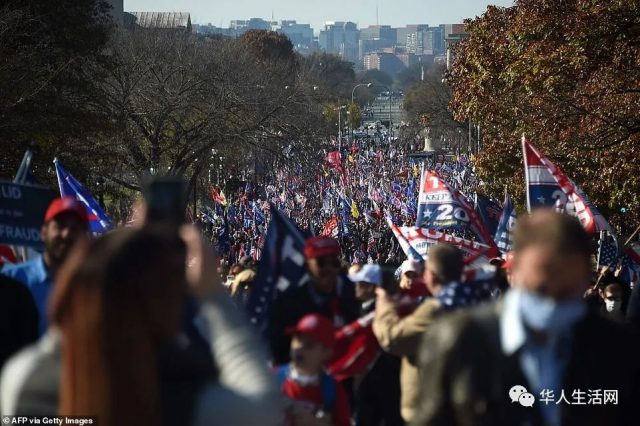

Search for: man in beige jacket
xmin=372 ymin=244 xmax=464 ymax=422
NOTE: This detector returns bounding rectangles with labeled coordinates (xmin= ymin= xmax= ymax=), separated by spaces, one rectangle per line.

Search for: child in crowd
xmin=276 ymin=314 xmax=351 ymax=426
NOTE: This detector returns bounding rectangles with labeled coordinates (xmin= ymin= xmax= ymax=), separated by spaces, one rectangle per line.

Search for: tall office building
xmin=230 ymin=18 xmax=272 ymax=34
xmin=319 ymin=21 xmax=359 ymax=63
xmin=278 ymin=21 xmax=314 ymax=46
xmin=358 ymin=25 xmax=396 ymax=61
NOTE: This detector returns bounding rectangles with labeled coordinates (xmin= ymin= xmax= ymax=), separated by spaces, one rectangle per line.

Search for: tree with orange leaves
xmin=448 ymin=0 xmax=640 ymax=235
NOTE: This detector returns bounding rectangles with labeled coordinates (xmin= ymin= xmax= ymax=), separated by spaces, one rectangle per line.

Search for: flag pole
xmin=623 ymin=223 xmax=640 ymax=247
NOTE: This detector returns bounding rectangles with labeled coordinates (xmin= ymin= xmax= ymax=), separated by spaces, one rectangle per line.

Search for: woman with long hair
xmin=1 ymin=226 xmax=281 ymax=425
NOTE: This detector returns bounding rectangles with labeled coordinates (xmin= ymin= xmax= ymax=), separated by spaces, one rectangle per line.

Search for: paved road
xmin=364 ymin=97 xmax=406 ymax=125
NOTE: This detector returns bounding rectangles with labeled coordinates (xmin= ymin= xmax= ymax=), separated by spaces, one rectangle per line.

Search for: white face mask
xmin=604 ymin=299 xmax=621 ymax=313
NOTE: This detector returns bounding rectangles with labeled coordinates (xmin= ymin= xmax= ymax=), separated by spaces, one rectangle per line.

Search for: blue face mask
xmin=518 ymin=290 xmax=586 ymax=333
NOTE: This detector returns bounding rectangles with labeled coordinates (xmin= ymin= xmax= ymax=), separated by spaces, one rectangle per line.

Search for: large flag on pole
xmin=474 ymin=193 xmax=502 ymax=236
xmin=494 ymin=194 xmax=517 ymax=254
xmin=245 ymin=205 xmax=308 ymax=334
xmin=54 ymin=159 xmax=112 ymax=233
xmin=388 ymin=223 xmax=495 ymax=266
xmin=416 ymin=169 xmax=498 ymax=252
xmin=522 ymin=136 xmax=613 ymax=234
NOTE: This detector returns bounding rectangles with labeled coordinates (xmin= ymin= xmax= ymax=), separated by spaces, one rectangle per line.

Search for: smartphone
xmin=143 ymin=177 xmax=187 ymax=228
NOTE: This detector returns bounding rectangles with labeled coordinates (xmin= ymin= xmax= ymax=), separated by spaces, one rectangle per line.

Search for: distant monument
xmin=423 ymin=126 xmax=434 ymax=151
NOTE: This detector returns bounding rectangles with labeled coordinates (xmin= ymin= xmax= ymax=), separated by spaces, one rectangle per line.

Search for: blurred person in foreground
xmin=269 ymin=236 xmax=359 ymax=365
xmin=2 ymin=197 xmax=88 ymax=335
xmin=373 ymin=245 xmax=465 ymax=423
xmin=230 ymin=269 xmax=256 ymax=308
xmin=412 ymin=211 xmax=640 ymax=426
xmin=0 ymin=274 xmax=38 ymax=369
xmin=0 ymin=226 xmax=281 ymax=426
xmin=276 ymin=314 xmax=351 ymax=426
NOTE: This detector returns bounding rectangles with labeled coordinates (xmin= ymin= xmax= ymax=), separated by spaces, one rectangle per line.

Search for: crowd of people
xmin=200 ymin=137 xmax=477 ymax=269
xmin=2 ymin=135 xmax=640 ymax=426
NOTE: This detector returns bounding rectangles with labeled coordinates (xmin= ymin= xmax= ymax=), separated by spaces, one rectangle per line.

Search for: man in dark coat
xmin=411 ymin=211 xmax=640 ymax=426
xmin=269 ymin=236 xmax=359 ymax=365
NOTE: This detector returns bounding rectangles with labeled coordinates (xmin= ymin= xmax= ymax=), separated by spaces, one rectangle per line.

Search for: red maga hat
xmin=44 ymin=197 xmax=88 ymax=225
xmin=286 ymin=314 xmax=335 ymax=348
xmin=304 ymin=236 xmax=341 ymax=259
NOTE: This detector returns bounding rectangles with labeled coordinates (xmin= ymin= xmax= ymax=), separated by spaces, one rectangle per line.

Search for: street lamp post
xmin=351 ymin=82 xmax=372 ymax=105
xmin=350 ymin=83 xmax=372 ymax=141
xmin=337 ymin=105 xmax=348 ymax=152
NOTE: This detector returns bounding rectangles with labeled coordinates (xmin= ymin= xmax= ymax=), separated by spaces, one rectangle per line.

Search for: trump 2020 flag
xmin=494 ymin=194 xmax=516 ymax=254
xmin=54 ymin=159 xmax=112 ymax=233
xmin=416 ymin=169 xmax=470 ymax=229
xmin=416 ymin=169 xmax=498 ymax=250
xmin=522 ymin=137 xmax=613 ymax=234
xmin=246 ymin=204 xmax=308 ymax=334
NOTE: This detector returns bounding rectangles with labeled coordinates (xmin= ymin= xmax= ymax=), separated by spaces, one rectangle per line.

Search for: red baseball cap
xmin=304 ymin=236 xmax=341 ymax=259
xmin=44 ymin=197 xmax=88 ymax=225
xmin=286 ymin=314 xmax=335 ymax=348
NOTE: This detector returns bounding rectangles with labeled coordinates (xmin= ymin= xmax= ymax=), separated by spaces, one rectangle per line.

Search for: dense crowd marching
xmin=1 ymin=133 xmax=640 ymax=426
xmin=200 ymin=137 xmax=479 ymax=269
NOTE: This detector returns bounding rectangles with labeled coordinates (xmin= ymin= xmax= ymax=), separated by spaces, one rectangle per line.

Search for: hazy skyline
xmin=125 ymin=0 xmax=514 ymax=31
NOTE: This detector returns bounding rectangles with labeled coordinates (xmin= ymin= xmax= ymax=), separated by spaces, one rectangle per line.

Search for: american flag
xmin=436 ymin=281 xmax=493 ymax=312
xmin=367 ymin=233 xmax=377 ymax=254
xmin=598 ymin=235 xmax=619 ymax=268
xmin=250 ymin=244 xmax=261 ymax=261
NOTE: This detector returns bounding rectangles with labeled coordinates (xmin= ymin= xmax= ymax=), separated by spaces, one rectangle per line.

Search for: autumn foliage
xmin=448 ymin=0 xmax=640 ymax=234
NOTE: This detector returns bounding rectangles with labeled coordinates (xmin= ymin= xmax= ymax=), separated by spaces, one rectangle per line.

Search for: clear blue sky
xmin=124 ymin=0 xmax=514 ymax=31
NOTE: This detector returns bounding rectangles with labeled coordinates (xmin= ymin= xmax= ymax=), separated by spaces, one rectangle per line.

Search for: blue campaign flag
xmin=227 ymin=204 xmax=238 ymax=225
xmin=252 ymin=201 xmax=266 ymax=224
xmin=339 ymin=195 xmax=351 ymax=212
xmin=494 ymin=194 xmax=517 ymax=254
xmin=416 ymin=170 xmax=470 ymax=230
xmin=54 ymin=159 xmax=112 ymax=233
xmin=474 ymin=193 xmax=503 ymax=236
xmin=243 ymin=209 xmax=253 ymax=229
xmin=407 ymin=178 xmax=417 ymax=198
xmin=216 ymin=214 xmax=230 ymax=254
xmin=246 ymin=205 xmax=308 ymax=335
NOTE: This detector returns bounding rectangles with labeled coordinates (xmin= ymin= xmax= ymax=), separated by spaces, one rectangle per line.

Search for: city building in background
xmin=319 ymin=21 xmax=360 ymax=63
xmin=230 ymin=18 xmax=275 ymax=34
xmin=110 ymin=2 xmax=467 ymax=65
xmin=363 ymin=50 xmax=406 ymax=76
xmin=278 ymin=21 xmax=317 ymax=54
xmin=123 ymin=12 xmax=192 ymax=32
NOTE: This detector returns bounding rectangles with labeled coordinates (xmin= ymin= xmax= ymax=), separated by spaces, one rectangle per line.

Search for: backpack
xmin=276 ymin=365 xmax=337 ymax=414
